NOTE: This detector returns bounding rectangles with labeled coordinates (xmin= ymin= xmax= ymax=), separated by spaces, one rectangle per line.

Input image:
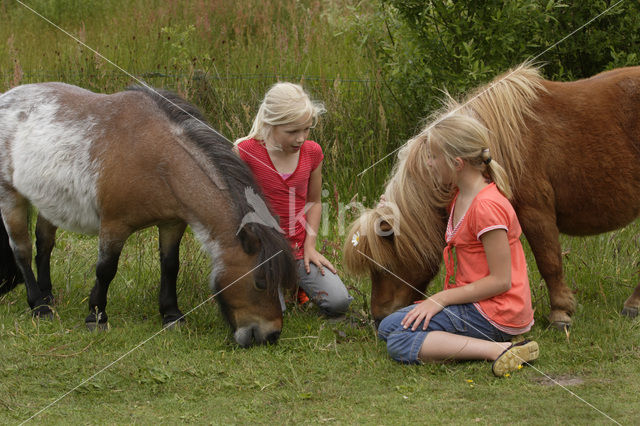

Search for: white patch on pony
xmin=190 ymin=222 xmax=225 ymax=291
xmin=1 ymin=84 xmax=101 ymax=234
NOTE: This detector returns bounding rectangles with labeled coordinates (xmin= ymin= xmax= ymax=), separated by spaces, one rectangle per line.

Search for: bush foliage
xmin=359 ymin=0 xmax=640 ymax=120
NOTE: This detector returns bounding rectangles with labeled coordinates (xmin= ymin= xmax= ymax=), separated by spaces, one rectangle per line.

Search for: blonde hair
xmin=411 ymin=113 xmax=512 ymax=202
xmin=344 ymin=63 xmax=544 ymax=277
xmin=235 ymin=82 xmax=325 ymax=145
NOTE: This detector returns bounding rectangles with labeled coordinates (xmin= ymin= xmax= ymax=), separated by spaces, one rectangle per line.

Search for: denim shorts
xmin=378 ymin=303 xmax=514 ymax=364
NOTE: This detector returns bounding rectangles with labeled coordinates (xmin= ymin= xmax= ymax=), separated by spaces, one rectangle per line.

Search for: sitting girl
xmin=378 ymin=113 xmax=538 ymax=376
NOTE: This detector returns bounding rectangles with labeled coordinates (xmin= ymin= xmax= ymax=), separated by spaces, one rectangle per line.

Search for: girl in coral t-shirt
xmin=378 ymin=114 xmax=538 ymax=376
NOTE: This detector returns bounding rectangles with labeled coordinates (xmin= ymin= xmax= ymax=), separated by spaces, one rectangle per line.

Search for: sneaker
xmin=297 ymin=288 xmax=310 ymax=305
xmin=492 ymin=340 xmax=539 ymax=377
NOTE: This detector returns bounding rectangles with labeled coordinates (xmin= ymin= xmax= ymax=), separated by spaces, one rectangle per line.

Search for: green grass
xmin=1 ymin=0 xmax=640 ymax=423
xmin=1 ymin=222 xmax=639 ymax=424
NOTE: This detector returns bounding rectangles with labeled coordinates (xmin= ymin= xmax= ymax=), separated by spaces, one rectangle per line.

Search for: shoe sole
xmin=492 ymin=341 xmax=539 ymax=377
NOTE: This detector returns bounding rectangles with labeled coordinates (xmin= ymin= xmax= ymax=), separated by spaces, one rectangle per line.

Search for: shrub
xmin=361 ymin=0 xmax=640 ymax=120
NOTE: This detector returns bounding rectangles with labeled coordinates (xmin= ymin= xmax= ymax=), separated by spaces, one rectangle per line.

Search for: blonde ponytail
xmin=481 ymin=148 xmax=512 ymax=199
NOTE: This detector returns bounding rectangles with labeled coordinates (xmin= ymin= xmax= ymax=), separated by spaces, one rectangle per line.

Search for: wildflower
xmin=351 ymin=231 xmax=360 ymax=247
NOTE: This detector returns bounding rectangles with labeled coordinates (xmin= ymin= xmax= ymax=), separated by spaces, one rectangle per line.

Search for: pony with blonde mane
xmin=344 ymin=63 xmax=640 ymax=329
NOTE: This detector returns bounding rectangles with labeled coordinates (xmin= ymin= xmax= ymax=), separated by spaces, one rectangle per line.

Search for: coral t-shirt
xmin=237 ymin=138 xmax=324 ymax=259
xmin=444 ymin=183 xmax=534 ymax=334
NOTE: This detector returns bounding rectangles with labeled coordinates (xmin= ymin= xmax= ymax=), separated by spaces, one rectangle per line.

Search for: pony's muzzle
xmin=234 ymin=324 xmax=281 ymax=347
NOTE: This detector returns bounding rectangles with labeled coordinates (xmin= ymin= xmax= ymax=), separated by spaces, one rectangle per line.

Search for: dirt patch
xmin=532 ymin=375 xmax=585 ymax=386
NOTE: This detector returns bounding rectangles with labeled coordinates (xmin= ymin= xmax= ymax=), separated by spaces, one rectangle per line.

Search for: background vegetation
xmin=340 ymin=0 xmax=640 ymax=120
xmin=1 ymin=0 xmax=639 ymax=423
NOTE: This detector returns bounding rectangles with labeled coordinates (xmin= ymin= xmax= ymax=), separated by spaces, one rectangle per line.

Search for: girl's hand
xmin=376 ymin=194 xmax=387 ymax=208
xmin=304 ymin=247 xmax=337 ymax=276
xmin=401 ymin=296 xmax=445 ymax=331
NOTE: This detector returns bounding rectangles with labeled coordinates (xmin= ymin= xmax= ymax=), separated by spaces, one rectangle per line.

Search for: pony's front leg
xmin=518 ymin=205 xmax=575 ymax=330
xmin=158 ymin=222 xmax=187 ymax=327
xmin=0 ymin=197 xmax=52 ymax=317
xmin=86 ymin=229 xmax=127 ymax=330
xmin=34 ymin=214 xmax=57 ymax=305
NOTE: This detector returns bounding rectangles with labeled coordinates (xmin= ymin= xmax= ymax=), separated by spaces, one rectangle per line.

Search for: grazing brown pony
xmin=0 ymin=83 xmax=297 ymax=347
xmin=344 ymin=64 xmax=640 ymax=329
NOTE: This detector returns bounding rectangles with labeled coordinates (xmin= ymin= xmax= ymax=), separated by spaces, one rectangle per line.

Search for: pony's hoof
xmin=550 ymin=321 xmax=571 ymax=332
xmin=162 ymin=315 xmax=185 ymax=330
xmin=85 ymin=311 xmax=108 ymax=331
xmin=32 ymin=304 xmax=53 ymax=319
xmin=549 ymin=311 xmax=572 ymax=331
xmin=86 ymin=321 xmax=109 ymax=331
xmin=621 ymin=306 xmax=638 ymax=318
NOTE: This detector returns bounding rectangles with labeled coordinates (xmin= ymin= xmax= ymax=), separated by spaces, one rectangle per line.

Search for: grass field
xmin=1 ymin=0 xmax=640 ymax=424
xmin=2 ymin=224 xmax=640 ymax=424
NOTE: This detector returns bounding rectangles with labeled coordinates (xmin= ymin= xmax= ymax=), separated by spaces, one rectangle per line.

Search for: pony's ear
xmin=238 ymin=225 xmax=261 ymax=255
xmin=377 ymin=220 xmax=395 ymax=242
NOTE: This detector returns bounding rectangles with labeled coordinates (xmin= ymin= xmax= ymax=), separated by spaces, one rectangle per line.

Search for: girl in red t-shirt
xmin=378 ymin=114 xmax=538 ymax=376
xmin=233 ymin=83 xmax=352 ymax=316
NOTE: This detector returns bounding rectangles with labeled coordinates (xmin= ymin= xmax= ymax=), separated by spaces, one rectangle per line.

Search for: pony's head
xmin=183 ymin=118 xmax=298 ymax=347
xmin=343 ymin=136 xmax=447 ymax=324
xmin=210 ymin=221 xmax=296 ymax=347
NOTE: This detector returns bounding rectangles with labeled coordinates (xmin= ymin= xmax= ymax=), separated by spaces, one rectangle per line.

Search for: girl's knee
xmin=385 ymin=333 xmax=420 ymax=364
xmin=378 ymin=310 xmax=406 ymax=339
xmin=304 ymin=272 xmax=352 ymax=316
xmin=317 ymin=291 xmax=352 ymax=316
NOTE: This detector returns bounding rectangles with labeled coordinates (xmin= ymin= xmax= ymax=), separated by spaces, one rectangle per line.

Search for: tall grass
xmin=1 ymin=0 xmax=405 ymax=207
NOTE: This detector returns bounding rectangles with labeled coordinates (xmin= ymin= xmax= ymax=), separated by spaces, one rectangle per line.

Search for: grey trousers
xmin=280 ymin=260 xmax=353 ymax=316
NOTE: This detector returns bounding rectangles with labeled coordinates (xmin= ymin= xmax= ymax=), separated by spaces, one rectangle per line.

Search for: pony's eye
xmin=253 ymin=280 xmax=267 ymax=291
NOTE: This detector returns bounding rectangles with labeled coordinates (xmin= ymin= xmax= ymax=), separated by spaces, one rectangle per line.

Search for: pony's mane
xmin=126 ymin=85 xmax=297 ymax=292
xmin=344 ymin=63 xmax=546 ymax=276
xmin=454 ymin=63 xmax=546 ymax=185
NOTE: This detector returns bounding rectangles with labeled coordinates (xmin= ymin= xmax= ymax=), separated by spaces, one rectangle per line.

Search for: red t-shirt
xmin=444 ymin=183 xmax=534 ymax=334
xmin=237 ymin=138 xmax=324 ymax=259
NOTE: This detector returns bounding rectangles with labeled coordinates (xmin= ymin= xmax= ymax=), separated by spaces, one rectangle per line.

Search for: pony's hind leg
xmin=34 ymin=214 xmax=57 ymax=305
xmin=158 ymin=222 xmax=187 ymax=328
xmin=0 ymin=212 xmax=23 ymax=295
xmin=85 ymin=225 xmax=129 ymax=330
xmin=0 ymin=195 xmax=52 ymax=317
xmin=621 ymin=283 xmax=640 ymax=318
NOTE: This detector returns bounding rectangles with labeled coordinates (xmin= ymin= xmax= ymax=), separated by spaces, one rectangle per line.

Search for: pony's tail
xmin=0 ymin=213 xmax=23 ymax=295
